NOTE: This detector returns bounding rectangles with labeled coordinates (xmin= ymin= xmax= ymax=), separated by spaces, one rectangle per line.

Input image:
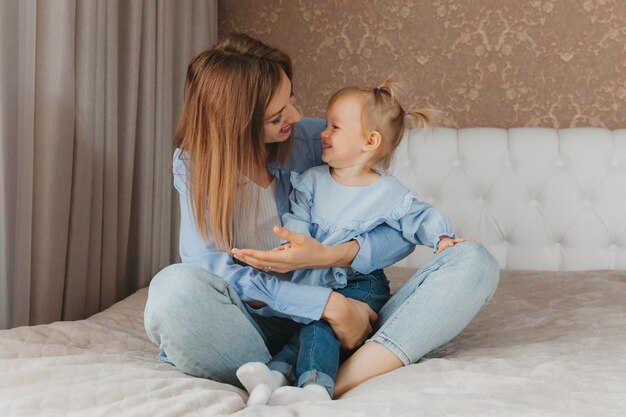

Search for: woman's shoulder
xmin=173 ymin=148 xmax=190 ymax=173
xmin=293 ymin=118 xmax=326 ymax=143
xmin=173 ymin=147 xmax=188 ymax=159
xmin=282 ymin=118 xmax=326 ymax=173
xmin=172 ymin=148 xmax=190 ymax=192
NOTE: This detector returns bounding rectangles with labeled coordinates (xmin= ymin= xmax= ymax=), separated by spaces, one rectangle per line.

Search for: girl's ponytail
xmin=403 ymin=108 xmax=440 ymax=130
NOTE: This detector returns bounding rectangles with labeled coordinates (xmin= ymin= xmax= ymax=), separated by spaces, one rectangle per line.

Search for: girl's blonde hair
xmin=328 ymin=78 xmax=439 ymax=172
xmin=174 ymin=33 xmax=293 ymax=251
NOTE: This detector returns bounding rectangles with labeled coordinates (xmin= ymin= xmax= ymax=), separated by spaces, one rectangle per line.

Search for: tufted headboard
xmin=390 ymin=127 xmax=626 ymax=271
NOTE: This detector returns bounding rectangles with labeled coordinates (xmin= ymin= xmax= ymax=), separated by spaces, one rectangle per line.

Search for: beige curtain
xmin=0 ymin=0 xmax=217 ymax=329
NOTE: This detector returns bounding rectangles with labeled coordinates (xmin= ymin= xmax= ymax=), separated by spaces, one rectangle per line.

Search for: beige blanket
xmin=1 ymin=269 xmax=625 ymax=416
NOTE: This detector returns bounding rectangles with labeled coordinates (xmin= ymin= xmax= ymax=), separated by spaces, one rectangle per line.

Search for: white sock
xmin=236 ymin=362 xmax=287 ymax=405
xmin=246 ymin=383 xmax=274 ymax=406
xmin=268 ymin=383 xmax=331 ymax=405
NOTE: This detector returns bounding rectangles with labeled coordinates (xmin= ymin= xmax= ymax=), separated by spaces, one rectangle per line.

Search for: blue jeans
xmin=144 ymin=242 xmax=499 ymax=387
xmin=268 ymin=270 xmax=391 ymax=396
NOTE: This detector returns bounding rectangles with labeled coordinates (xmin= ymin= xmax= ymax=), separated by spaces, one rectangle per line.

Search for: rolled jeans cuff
xmin=297 ymin=369 xmax=335 ymax=397
xmin=367 ymin=336 xmax=412 ymax=366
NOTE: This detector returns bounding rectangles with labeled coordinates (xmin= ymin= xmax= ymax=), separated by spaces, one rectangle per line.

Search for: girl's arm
xmin=395 ymin=198 xmax=456 ymax=251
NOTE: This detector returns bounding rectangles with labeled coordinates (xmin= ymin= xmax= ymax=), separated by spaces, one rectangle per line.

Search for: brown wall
xmin=219 ymin=1 xmax=626 ymax=129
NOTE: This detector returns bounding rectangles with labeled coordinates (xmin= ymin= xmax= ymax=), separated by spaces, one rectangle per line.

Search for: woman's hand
xmin=322 ymin=292 xmax=378 ymax=350
xmin=231 ymin=226 xmax=359 ymax=273
xmin=246 ymin=300 xmax=267 ymax=309
xmin=435 ymin=236 xmax=473 ymax=254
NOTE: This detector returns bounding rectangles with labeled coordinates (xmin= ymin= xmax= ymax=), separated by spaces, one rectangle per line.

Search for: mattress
xmin=1 ymin=268 xmax=625 ymax=417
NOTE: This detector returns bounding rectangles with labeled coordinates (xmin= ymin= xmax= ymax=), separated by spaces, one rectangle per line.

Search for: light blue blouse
xmin=173 ymin=118 xmax=416 ymax=324
xmin=284 ymin=165 xmax=455 ymax=289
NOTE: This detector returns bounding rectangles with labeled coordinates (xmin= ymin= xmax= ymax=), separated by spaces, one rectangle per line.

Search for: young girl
xmin=236 ymin=79 xmax=468 ymax=405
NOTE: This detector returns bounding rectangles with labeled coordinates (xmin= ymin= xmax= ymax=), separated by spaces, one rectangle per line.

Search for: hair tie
xmin=375 ymin=85 xmax=382 ymax=91
xmin=404 ymin=111 xmax=410 ymax=116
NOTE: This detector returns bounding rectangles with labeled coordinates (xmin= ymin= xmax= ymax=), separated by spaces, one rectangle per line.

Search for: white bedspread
xmin=1 ymin=269 xmax=625 ymax=417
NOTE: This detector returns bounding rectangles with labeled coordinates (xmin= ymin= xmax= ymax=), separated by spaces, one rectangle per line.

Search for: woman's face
xmin=263 ymin=71 xmax=302 ymax=143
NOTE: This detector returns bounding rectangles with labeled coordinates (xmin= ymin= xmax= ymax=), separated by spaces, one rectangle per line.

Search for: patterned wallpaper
xmin=218 ymin=0 xmax=625 ymax=129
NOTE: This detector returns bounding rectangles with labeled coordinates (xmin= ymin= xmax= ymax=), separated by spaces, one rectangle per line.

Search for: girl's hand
xmin=435 ymin=236 xmax=472 ymax=254
xmin=231 ymin=226 xmax=358 ymax=273
xmin=322 ymin=292 xmax=378 ymax=350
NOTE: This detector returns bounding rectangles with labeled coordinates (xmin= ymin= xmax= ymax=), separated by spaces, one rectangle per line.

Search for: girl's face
xmin=263 ymin=71 xmax=302 ymax=143
xmin=320 ymin=95 xmax=368 ymax=168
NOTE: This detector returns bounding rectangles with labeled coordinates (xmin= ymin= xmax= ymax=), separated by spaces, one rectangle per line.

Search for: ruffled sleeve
xmin=280 ymin=171 xmax=316 ymax=242
xmin=394 ymin=197 xmax=456 ymax=252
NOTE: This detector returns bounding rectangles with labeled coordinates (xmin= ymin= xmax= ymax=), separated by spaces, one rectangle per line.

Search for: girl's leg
xmin=268 ymin=331 xmax=299 ymax=378
xmin=334 ymin=241 xmax=500 ymax=397
xmin=294 ymin=270 xmax=390 ymax=396
xmin=268 ymin=320 xmax=336 ymax=405
xmin=295 ymin=320 xmax=339 ymax=395
xmin=271 ymin=271 xmax=392 ymax=405
xmin=144 ymin=263 xmax=271 ymax=387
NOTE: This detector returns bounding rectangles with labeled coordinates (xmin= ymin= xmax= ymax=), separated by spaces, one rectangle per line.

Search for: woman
xmin=143 ymin=33 xmax=500 ymax=400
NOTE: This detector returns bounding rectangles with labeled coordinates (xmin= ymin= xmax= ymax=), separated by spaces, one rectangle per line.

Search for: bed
xmin=2 ymin=127 xmax=626 ymax=416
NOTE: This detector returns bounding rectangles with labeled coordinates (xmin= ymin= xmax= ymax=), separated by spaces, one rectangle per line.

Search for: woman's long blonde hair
xmin=174 ymin=33 xmax=293 ymax=251
xmin=328 ymin=78 xmax=439 ymax=172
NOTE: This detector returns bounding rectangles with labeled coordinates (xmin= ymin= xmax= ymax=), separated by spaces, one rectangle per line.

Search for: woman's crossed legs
xmin=144 ymin=241 xmax=499 ymax=401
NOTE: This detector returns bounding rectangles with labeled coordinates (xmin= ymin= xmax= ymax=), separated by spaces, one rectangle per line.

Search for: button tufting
xmin=555 ymin=158 xmax=564 ymax=168
xmin=503 ymin=240 xmax=509 ymax=246
xmin=477 ymin=198 xmax=484 ymax=204
xmin=612 ymin=160 xmax=620 ymax=168
xmin=530 ymin=199 xmax=538 ymax=206
xmin=555 ymin=242 xmax=562 ymax=248
xmin=452 ymin=159 xmax=461 ymax=167
xmin=610 ymin=244 xmax=617 ymax=251
xmin=583 ymin=200 xmax=591 ymax=207
xmin=504 ymin=160 xmax=512 ymax=168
